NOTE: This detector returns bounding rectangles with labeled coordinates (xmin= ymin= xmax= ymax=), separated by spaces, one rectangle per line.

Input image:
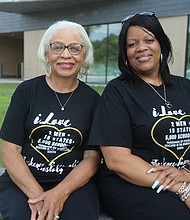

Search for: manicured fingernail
xmin=152 ymin=180 xmax=160 ymax=189
xmin=151 ymin=162 xmax=158 ymax=166
xmin=147 ymin=168 xmax=156 ymax=174
xmin=157 ymin=185 xmax=164 ymax=193
xmin=164 ymin=185 xmax=170 ymax=191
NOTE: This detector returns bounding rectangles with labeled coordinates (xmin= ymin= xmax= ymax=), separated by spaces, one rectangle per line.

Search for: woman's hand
xmin=147 ymin=165 xmax=188 ymax=193
xmin=28 ymin=199 xmax=44 ymax=220
xmin=28 ymin=186 xmax=69 ymax=220
xmin=28 ymin=149 xmax=101 ymax=220
xmin=147 ymin=165 xmax=190 ymax=210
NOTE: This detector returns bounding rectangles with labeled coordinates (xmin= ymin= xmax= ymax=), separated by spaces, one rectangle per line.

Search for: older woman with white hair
xmin=0 ymin=20 xmax=100 ymax=220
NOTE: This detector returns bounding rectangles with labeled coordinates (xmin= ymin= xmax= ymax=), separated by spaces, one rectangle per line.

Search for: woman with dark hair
xmin=88 ymin=12 xmax=190 ymax=219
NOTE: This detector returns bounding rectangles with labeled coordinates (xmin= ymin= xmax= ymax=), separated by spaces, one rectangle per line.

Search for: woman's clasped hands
xmin=28 ymin=186 xmax=68 ymax=220
xmin=147 ymin=163 xmax=188 ymax=193
xmin=147 ymin=163 xmax=190 ymax=208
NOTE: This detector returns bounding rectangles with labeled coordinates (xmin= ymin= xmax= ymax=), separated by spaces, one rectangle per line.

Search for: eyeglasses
xmin=121 ymin=11 xmax=155 ymax=24
xmin=49 ymin=42 xmax=83 ymax=55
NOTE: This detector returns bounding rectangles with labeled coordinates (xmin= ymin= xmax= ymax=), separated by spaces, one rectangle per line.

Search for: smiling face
xmin=46 ymin=27 xmax=85 ymax=78
xmin=126 ymin=25 xmax=161 ymax=79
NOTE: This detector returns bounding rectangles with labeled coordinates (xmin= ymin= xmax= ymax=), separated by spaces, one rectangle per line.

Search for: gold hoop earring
xmin=78 ymin=66 xmax=88 ymax=77
xmin=160 ymin=53 xmax=163 ymax=63
xmin=45 ymin=64 xmax=52 ymax=77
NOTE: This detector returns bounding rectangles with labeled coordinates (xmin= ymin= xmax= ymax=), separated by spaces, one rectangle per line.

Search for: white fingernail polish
xmin=157 ymin=185 xmax=164 ymax=193
xmin=164 ymin=185 xmax=170 ymax=191
xmin=151 ymin=162 xmax=158 ymax=166
xmin=152 ymin=180 xmax=160 ymax=189
xmin=147 ymin=168 xmax=156 ymax=174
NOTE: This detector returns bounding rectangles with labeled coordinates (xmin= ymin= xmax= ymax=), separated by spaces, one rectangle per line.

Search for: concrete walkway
xmin=0 ymin=78 xmax=23 ymax=83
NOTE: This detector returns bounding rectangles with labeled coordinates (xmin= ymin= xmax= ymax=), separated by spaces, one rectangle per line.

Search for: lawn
xmin=0 ymin=83 xmax=19 ymax=167
xmin=0 ymin=82 xmax=105 ymax=167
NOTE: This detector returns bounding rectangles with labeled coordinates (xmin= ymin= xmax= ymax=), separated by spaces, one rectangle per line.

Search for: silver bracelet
xmin=176 ymin=181 xmax=187 ymax=195
xmin=177 ymin=183 xmax=190 ymax=202
xmin=180 ymin=184 xmax=190 ymax=202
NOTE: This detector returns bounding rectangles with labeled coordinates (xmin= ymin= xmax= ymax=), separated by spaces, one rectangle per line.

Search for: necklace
xmin=146 ymin=82 xmax=173 ymax=108
xmin=54 ymin=90 xmax=74 ymax=111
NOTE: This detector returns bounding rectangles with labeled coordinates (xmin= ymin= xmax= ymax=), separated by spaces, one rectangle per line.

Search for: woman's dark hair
xmin=118 ymin=13 xmax=173 ymax=85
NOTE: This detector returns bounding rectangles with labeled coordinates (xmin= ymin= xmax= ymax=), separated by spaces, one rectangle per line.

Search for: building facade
xmin=0 ymin=0 xmax=190 ymax=84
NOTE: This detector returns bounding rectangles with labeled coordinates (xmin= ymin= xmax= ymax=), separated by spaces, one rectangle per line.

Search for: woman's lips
xmin=137 ymin=54 xmax=152 ymax=62
xmin=58 ymin=62 xmax=74 ymax=69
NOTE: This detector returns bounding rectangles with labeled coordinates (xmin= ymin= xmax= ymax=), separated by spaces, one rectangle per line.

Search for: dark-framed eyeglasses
xmin=49 ymin=41 xmax=83 ymax=55
xmin=121 ymin=11 xmax=155 ymax=24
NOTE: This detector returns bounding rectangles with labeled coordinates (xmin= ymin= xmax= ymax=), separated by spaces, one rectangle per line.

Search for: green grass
xmin=0 ymin=83 xmax=19 ymax=167
xmin=0 ymin=82 xmax=105 ymax=167
xmin=91 ymin=85 xmax=105 ymax=95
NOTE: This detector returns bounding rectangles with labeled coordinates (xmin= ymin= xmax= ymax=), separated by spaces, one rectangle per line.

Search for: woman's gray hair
xmin=38 ymin=20 xmax=93 ymax=75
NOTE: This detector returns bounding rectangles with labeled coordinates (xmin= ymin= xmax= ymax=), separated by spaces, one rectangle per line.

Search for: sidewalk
xmin=0 ymin=78 xmax=23 ymax=83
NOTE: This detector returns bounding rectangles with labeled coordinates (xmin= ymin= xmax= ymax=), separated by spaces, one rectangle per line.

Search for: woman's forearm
xmin=102 ymin=146 xmax=161 ymax=187
xmin=55 ymin=150 xmax=101 ymax=196
xmin=1 ymin=141 xmax=43 ymax=198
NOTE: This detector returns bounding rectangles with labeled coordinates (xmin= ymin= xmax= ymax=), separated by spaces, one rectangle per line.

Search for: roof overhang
xmin=0 ymin=0 xmax=103 ymax=14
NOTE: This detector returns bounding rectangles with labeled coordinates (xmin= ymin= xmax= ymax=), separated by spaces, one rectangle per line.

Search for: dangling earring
xmin=126 ymin=60 xmax=128 ymax=66
xmin=160 ymin=53 xmax=163 ymax=63
xmin=78 ymin=66 xmax=87 ymax=77
xmin=45 ymin=64 xmax=52 ymax=77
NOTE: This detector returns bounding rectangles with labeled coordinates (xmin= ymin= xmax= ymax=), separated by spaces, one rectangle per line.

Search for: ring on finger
xmin=169 ymin=173 xmax=175 ymax=178
xmin=54 ymin=215 xmax=60 ymax=219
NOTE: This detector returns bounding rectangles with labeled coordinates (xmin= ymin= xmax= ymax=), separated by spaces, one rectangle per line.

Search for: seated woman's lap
xmin=59 ymin=180 xmax=99 ymax=220
xmin=97 ymin=166 xmax=190 ymax=220
xmin=0 ymin=175 xmax=99 ymax=220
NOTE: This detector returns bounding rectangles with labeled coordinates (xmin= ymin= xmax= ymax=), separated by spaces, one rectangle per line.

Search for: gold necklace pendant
xmin=165 ymin=100 xmax=172 ymax=108
xmin=146 ymin=82 xmax=173 ymax=109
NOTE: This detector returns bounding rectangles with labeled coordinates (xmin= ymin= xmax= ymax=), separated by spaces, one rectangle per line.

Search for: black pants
xmin=0 ymin=173 xmax=99 ymax=220
xmin=97 ymin=164 xmax=190 ymax=220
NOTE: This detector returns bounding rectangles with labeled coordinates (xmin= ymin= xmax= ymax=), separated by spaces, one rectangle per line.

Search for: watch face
xmin=183 ymin=164 xmax=190 ymax=173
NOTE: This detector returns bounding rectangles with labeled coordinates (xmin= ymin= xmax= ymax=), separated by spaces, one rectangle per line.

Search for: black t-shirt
xmin=89 ymin=75 xmax=190 ymax=167
xmin=0 ymin=75 xmax=100 ymax=182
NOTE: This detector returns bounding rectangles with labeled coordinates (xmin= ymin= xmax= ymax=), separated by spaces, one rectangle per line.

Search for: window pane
xmin=186 ymin=16 xmax=190 ymax=78
xmin=107 ymin=23 xmax=121 ymax=83
xmin=86 ymin=24 xmax=107 ymax=84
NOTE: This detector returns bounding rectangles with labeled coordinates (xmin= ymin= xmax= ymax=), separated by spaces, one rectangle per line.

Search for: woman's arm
xmin=146 ymin=164 xmax=190 ymax=209
xmin=1 ymin=140 xmax=44 ymax=219
xmin=101 ymin=146 xmax=190 ymax=209
xmin=28 ymin=150 xmax=101 ymax=220
xmin=101 ymin=146 xmax=160 ymax=187
xmin=1 ymin=140 xmax=44 ymax=197
xmin=56 ymin=149 xmax=101 ymax=194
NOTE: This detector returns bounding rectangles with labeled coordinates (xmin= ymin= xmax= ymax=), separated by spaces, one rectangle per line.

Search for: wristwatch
xmin=181 ymin=164 xmax=190 ymax=173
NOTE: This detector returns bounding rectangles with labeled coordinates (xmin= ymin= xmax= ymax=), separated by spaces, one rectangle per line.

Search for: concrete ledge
xmin=0 ymin=168 xmax=5 ymax=176
xmin=0 ymin=168 xmax=113 ymax=220
xmin=0 ymin=168 xmax=5 ymax=220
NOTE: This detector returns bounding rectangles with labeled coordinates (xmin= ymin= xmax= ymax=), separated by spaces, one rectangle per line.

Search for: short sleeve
xmin=0 ymin=84 xmax=28 ymax=146
xmin=88 ymin=82 xmax=133 ymax=148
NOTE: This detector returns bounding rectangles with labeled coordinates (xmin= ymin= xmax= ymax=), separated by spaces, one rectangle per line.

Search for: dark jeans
xmin=0 ymin=173 xmax=99 ymax=220
xmin=97 ymin=164 xmax=190 ymax=220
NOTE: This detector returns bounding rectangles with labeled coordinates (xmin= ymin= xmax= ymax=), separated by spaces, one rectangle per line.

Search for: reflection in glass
xmin=81 ymin=23 xmax=121 ymax=85
xmin=186 ymin=16 xmax=190 ymax=79
xmin=87 ymin=24 xmax=107 ymax=84
xmin=107 ymin=23 xmax=121 ymax=83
